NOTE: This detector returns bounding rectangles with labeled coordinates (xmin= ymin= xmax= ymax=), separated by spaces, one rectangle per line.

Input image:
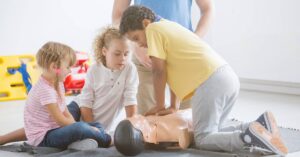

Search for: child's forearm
xmin=170 ymin=89 xmax=180 ymax=109
xmin=125 ymin=105 xmax=137 ymax=117
xmin=58 ymin=118 xmax=75 ymax=127
xmin=152 ymin=61 xmax=167 ymax=108
xmin=80 ymin=107 xmax=94 ymax=123
xmin=60 ymin=107 xmax=76 ymax=126
xmin=153 ymin=73 xmax=166 ymax=108
xmin=46 ymin=104 xmax=75 ymax=127
xmin=63 ymin=108 xmax=75 ymax=120
xmin=56 ymin=111 xmax=76 ymax=126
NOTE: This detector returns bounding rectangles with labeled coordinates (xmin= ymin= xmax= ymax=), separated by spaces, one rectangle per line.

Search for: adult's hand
xmin=133 ymin=45 xmax=152 ymax=69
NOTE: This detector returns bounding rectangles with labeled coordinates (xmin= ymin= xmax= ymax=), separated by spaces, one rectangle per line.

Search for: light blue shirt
xmin=134 ymin=0 xmax=193 ymax=31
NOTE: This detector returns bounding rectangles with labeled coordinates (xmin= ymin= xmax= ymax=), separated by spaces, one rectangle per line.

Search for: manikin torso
xmin=127 ymin=109 xmax=193 ymax=148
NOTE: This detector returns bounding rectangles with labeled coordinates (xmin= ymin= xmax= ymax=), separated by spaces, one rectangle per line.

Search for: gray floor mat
xmin=1 ymin=125 xmax=299 ymax=157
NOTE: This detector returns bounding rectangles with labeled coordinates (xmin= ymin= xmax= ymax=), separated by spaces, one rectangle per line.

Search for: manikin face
xmin=127 ymin=115 xmax=157 ymax=144
xmin=125 ymin=30 xmax=148 ymax=48
xmin=102 ymin=38 xmax=129 ymax=70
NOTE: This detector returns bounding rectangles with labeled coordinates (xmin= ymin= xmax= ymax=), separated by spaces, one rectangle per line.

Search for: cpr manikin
xmin=114 ymin=109 xmax=193 ymax=156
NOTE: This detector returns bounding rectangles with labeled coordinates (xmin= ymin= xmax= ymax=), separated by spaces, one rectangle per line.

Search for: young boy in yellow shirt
xmin=119 ymin=5 xmax=288 ymax=156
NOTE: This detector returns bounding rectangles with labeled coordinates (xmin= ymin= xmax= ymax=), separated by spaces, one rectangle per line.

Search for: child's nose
xmin=121 ymin=55 xmax=126 ymax=61
xmin=138 ymin=43 xmax=143 ymax=47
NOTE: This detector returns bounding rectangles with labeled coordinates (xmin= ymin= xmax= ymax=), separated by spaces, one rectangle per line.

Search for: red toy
xmin=64 ymin=52 xmax=89 ymax=95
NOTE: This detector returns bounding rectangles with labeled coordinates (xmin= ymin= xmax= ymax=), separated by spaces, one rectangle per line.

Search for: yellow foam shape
xmin=0 ymin=55 xmax=40 ymax=101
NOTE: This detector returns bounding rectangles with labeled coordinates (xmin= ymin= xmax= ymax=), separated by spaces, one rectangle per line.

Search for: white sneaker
xmin=255 ymin=111 xmax=284 ymax=139
xmin=241 ymin=122 xmax=288 ymax=156
xmin=68 ymin=139 xmax=98 ymax=151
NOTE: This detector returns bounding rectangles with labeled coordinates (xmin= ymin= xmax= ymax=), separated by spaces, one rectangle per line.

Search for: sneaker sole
xmin=249 ymin=122 xmax=288 ymax=156
xmin=263 ymin=112 xmax=272 ymax=132
xmin=265 ymin=111 xmax=280 ymax=137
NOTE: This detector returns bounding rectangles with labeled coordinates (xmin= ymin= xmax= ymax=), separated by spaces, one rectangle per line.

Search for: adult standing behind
xmin=112 ymin=0 xmax=215 ymax=114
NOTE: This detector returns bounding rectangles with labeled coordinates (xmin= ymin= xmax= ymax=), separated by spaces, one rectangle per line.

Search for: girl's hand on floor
xmin=133 ymin=45 xmax=152 ymax=69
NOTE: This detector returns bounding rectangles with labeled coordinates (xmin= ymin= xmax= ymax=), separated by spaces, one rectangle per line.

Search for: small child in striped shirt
xmin=23 ymin=42 xmax=111 ymax=150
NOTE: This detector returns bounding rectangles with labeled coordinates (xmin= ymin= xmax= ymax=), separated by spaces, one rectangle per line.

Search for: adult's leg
xmin=38 ymin=122 xmax=111 ymax=149
xmin=132 ymin=55 xmax=156 ymax=114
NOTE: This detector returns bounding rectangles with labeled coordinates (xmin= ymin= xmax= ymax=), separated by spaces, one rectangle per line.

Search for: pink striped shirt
xmin=24 ymin=76 xmax=66 ymax=146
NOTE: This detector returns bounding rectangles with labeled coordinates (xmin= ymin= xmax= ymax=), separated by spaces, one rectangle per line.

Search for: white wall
xmin=0 ymin=0 xmax=113 ymax=55
xmin=1 ymin=0 xmax=300 ymax=84
xmin=207 ymin=0 xmax=300 ymax=83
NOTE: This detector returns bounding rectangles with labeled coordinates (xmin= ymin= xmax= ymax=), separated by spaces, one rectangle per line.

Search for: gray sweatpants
xmin=192 ymin=65 xmax=249 ymax=152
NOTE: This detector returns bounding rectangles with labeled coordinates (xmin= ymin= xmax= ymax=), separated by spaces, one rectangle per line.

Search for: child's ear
xmin=142 ymin=19 xmax=151 ymax=28
xmin=49 ymin=62 xmax=55 ymax=70
xmin=102 ymin=47 xmax=107 ymax=56
xmin=49 ymin=62 xmax=58 ymax=73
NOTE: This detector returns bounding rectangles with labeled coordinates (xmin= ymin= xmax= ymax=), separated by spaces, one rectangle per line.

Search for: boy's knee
xmin=194 ymin=131 xmax=210 ymax=148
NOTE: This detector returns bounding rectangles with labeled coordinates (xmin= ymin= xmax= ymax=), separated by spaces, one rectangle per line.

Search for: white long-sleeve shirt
xmin=74 ymin=62 xmax=138 ymax=131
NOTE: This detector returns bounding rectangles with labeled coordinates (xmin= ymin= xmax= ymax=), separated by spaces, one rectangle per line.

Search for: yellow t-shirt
xmin=146 ymin=19 xmax=227 ymax=100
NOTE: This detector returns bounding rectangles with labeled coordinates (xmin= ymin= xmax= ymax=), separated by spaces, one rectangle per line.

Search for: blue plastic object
xmin=7 ymin=62 xmax=32 ymax=93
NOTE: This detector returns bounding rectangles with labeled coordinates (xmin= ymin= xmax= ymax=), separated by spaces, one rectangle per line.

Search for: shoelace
xmin=246 ymin=145 xmax=273 ymax=155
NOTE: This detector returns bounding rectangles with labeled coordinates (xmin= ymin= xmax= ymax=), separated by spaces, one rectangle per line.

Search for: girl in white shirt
xmin=72 ymin=26 xmax=138 ymax=131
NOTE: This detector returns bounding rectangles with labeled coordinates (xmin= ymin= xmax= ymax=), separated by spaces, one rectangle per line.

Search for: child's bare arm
xmin=46 ymin=103 xmax=75 ymax=126
xmin=125 ymin=105 xmax=137 ymax=118
xmin=170 ymin=89 xmax=180 ymax=110
xmin=151 ymin=57 xmax=167 ymax=108
xmin=80 ymin=107 xmax=93 ymax=123
xmin=63 ymin=106 xmax=76 ymax=121
xmin=145 ymin=57 xmax=167 ymax=116
xmin=157 ymin=89 xmax=180 ymax=115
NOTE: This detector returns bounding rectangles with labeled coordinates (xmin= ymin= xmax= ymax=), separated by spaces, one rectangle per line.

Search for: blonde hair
xmin=36 ymin=41 xmax=76 ymax=98
xmin=93 ymin=26 xmax=125 ymax=65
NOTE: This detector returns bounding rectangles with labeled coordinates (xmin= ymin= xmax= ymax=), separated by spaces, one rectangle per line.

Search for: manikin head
xmin=114 ymin=120 xmax=145 ymax=156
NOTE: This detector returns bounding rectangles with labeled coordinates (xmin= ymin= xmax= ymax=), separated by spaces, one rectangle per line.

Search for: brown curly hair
xmin=93 ymin=26 xmax=125 ymax=66
xmin=119 ymin=5 xmax=155 ymax=35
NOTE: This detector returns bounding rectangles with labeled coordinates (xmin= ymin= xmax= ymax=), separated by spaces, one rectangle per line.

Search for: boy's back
xmin=146 ymin=19 xmax=227 ymax=100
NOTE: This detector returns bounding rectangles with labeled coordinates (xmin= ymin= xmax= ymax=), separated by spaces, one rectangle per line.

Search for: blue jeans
xmin=38 ymin=102 xmax=111 ymax=149
xmin=67 ymin=101 xmax=81 ymax=122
